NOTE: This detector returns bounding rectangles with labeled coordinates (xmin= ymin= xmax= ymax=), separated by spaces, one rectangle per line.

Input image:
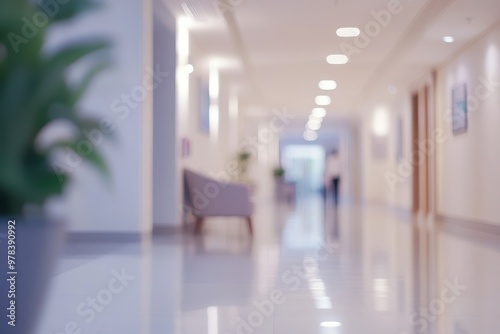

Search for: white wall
xmin=178 ymin=35 xmax=238 ymax=180
xmin=47 ymin=0 xmax=153 ymax=233
xmin=436 ymin=23 xmax=500 ymax=225
xmin=360 ymin=21 xmax=500 ymax=223
xmin=361 ymin=93 xmax=412 ymax=210
xmin=152 ymin=5 xmax=178 ymax=228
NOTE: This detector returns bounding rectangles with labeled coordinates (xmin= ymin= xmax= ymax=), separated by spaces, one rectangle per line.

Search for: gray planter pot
xmin=0 ymin=218 xmax=64 ymax=334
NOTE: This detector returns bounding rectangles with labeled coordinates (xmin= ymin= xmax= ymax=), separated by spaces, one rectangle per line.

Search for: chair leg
xmin=246 ymin=216 xmax=253 ymax=236
xmin=194 ymin=216 xmax=204 ymax=234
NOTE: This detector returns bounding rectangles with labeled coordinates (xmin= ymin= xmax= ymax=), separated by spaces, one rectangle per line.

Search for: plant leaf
xmin=70 ymin=61 xmax=110 ymax=104
xmin=37 ymin=0 xmax=101 ymax=23
xmin=44 ymin=40 xmax=110 ymax=73
xmin=47 ymin=137 xmax=109 ymax=178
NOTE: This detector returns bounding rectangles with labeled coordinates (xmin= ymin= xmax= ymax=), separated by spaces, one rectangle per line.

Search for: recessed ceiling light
xmin=312 ymin=108 xmax=327 ymax=117
xmin=184 ymin=64 xmax=194 ymax=73
xmin=336 ymin=27 xmax=360 ymax=37
xmin=443 ymin=36 xmax=454 ymax=43
xmin=318 ymin=80 xmax=337 ymax=90
xmin=327 ymin=54 xmax=349 ymax=65
xmin=315 ymin=95 xmax=331 ymax=106
xmin=309 ymin=115 xmax=323 ymax=123
xmin=307 ymin=120 xmax=322 ymax=131
xmin=304 ymin=130 xmax=318 ymax=141
xmin=320 ymin=321 xmax=342 ymax=328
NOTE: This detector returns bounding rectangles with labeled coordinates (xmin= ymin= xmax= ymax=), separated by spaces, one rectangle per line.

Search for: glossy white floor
xmin=37 ymin=195 xmax=500 ymax=334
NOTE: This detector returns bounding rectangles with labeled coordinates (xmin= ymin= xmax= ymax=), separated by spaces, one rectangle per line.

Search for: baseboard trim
xmin=152 ymin=225 xmax=184 ymax=235
xmin=65 ymin=232 xmax=142 ymax=243
xmin=367 ymin=201 xmax=413 ymax=221
xmin=437 ymin=214 xmax=500 ymax=238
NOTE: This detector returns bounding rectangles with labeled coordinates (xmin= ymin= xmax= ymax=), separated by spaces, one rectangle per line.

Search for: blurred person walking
xmin=324 ymin=149 xmax=341 ymax=206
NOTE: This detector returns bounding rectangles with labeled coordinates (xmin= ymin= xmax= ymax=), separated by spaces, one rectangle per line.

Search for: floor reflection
xmin=36 ymin=195 xmax=500 ymax=334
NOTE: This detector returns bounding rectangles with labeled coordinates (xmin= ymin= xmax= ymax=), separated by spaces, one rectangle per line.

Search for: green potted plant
xmin=273 ymin=166 xmax=285 ymax=179
xmin=236 ymin=148 xmax=252 ymax=182
xmin=0 ymin=1 xmax=110 ymax=333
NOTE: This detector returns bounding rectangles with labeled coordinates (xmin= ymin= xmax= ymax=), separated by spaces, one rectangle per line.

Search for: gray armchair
xmin=183 ymin=169 xmax=253 ymax=235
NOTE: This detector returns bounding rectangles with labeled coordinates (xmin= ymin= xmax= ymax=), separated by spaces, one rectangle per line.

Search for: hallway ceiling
xmin=162 ymin=0 xmax=500 ymax=122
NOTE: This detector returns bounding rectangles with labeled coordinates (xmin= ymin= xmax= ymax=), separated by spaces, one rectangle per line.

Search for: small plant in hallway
xmin=273 ymin=166 xmax=285 ymax=179
xmin=236 ymin=148 xmax=253 ymax=182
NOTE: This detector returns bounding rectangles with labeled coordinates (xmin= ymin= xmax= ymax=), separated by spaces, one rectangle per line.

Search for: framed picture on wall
xmin=396 ymin=117 xmax=403 ymax=161
xmin=199 ymin=79 xmax=210 ymax=133
xmin=181 ymin=137 xmax=190 ymax=158
xmin=452 ymin=83 xmax=467 ymax=134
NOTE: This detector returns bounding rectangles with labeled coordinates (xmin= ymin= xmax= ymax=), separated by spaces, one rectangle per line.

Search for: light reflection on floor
xmin=37 ymin=194 xmax=500 ymax=334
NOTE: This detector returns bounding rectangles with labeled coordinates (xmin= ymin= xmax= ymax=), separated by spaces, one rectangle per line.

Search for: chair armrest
xmin=184 ymin=168 xmax=253 ymax=217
